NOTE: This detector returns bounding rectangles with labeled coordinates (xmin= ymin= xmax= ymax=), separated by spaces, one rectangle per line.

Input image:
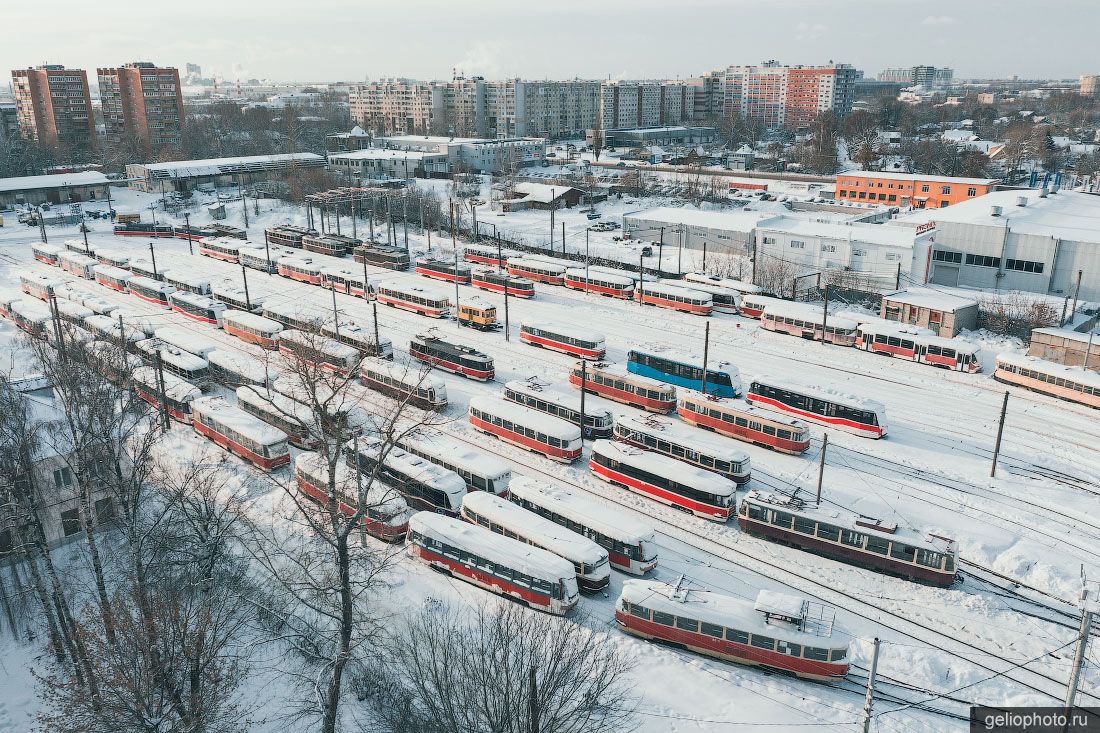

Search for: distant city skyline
xmin=1 ymin=0 xmax=1096 ymax=88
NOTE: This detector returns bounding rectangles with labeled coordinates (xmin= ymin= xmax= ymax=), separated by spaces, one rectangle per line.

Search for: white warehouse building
xmin=375 ymin=135 xmax=547 ymax=173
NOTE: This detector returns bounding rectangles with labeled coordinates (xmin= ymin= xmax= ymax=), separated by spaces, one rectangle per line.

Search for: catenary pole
xmin=816 ymin=433 xmax=828 ymax=506
xmin=860 ymin=638 xmax=881 ymax=733
xmin=990 ymin=391 xmax=1009 ymax=478
xmin=578 ymin=360 xmax=588 ymax=441
xmin=241 ymin=264 xmax=251 ymax=311
xmin=700 ymin=321 xmax=711 ymax=395
xmin=1064 ymin=586 xmax=1096 ymax=712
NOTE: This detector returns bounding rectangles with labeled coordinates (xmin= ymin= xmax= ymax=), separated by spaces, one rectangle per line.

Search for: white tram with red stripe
xmin=94 ymin=249 xmax=131 ymax=269
xmin=994 ymin=353 xmax=1100 ymax=410
xmin=374 ymin=281 xmax=452 ymax=318
xmin=153 ymin=327 xmax=218 ymax=359
xmin=520 ymin=322 xmax=606 ymax=359
xmin=508 ymin=476 xmax=657 ymax=576
xmin=276 ymin=257 xmax=322 ymax=285
xmin=416 ymin=257 xmax=471 ymax=284
xmin=223 ymin=311 xmax=283 ymax=349
xmin=163 ymin=271 xmax=212 ymax=296
xmin=612 ymin=413 xmax=751 ymax=484
xmin=506 ymin=257 xmax=566 ymax=286
xmin=360 ymin=357 xmax=448 ymax=410
xmin=190 ymin=396 xmax=290 ymax=471
xmin=19 ymin=272 xmax=64 ymax=301
xmin=855 ymin=322 xmax=980 ymax=373
xmin=677 ymin=391 xmax=811 ymax=454
xmin=635 ymin=282 xmax=712 ymax=315
xmin=468 ymin=396 xmax=582 ymax=463
xmin=617 ymin=580 xmax=849 ymax=681
xmin=406 ymin=512 xmax=580 ymax=616
xmin=59 ymin=251 xmax=97 ymax=279
xmin=236 ymin=386 xmax=321 ymax=450
xmin=738 ymin=293 xmax=786 ymax=319
xmin=321 ymin=267 xmax=368 ymax=298
xmin=564 ymin=268 xmax=634 ymax=299
xmin=169 ymin=290 xmax=228 ymax=327
xmin=294 ymin=452 xmax=411 ymax=541
xmin=746 ymin=378 xmax=887 ymax=439
xmin=93 ymin=264 xmax=132 ymax=293
xmin=396 ymin=433 xmax=512 ymax=497
xmin=279 ymin=330 xmax=360 ymax=375
xmin=409 ymin=332 xmax=494 ymax=381
xmin=760 ymin=301 xmax=857 ymax=347
xmin=347 ymin=437 xmax=468 ymax=516
xmin=32 ymin=244 xmax=62 ymax=266
xmin=9 ymin=300 xmax=51 ymax=338
xmin=662 ymin=278 xmax=739 ymax=314
xmin=569 ymin=360 xmax=677 ymax=413
xmin=462 ymin=244 xmax=508 ymax=268
xmin=460 ymin=491 xmax=611 ymax=592
xmin=131 ymin=366 xmax=201 ymax=423
xmin=590 ymin=440 xmax=736 ymax=522
xmin=503 ymin=377 xmax=614 ymax=439
xmin=471 ymin=269 xmax=535 ymax=298
xmin=198 ymin=237 xmax=243 ymax=263
xmin=126 ymin=276 xmax=176 ymax=307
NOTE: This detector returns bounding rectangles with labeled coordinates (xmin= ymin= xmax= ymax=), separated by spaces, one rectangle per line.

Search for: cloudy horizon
xmin=2 ymin=0 xmax=1096 ymax=87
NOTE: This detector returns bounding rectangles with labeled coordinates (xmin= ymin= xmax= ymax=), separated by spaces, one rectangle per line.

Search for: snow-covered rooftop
xmin=839 ymin=170 xmax=999 ymax=186
xmin=883 ymin=287 xmax=978 ymax=311
xmin=0 ymin=170 xmax=108 ymax=193
xmin=624 ymin=207 xmax=772 ymax=232
xmin=758 ymin=218 xmax=924 ymax=247
xmin=137 ymin=153 xmax=324 ymax=177
xmin=328 ymin=149 xmax=443 ymax=161
xmin=511 ymin=182 xmax=582 ymax=203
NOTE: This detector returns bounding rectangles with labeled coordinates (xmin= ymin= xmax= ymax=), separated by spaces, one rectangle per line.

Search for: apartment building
xmin=715 ymin=61 xmax=858 ymax=127
xmin=505 ymin=80 xmax=601 ymax=139
xmin=1080 ymin=74 xmax=1099 ymax=98
xmin=11 ymin=64 xmax=96 ymax=150
xmin=879 ymin=66 xmax=954 ymax=87
xmin=599 ymin=81 xmax=695 ymax=128
xmin=349 ymin=79 xmax=437 ymax=135
xmin=97 ymin=62 xmax=185 ymax=153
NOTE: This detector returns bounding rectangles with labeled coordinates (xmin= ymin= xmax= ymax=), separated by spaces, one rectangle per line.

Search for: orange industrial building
xmin=834 ymin=171 xmax=998 ymax=209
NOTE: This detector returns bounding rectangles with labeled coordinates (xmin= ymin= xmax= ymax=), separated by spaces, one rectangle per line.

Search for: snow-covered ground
xmin=2 ymin=185 xmax=1099 ymax=732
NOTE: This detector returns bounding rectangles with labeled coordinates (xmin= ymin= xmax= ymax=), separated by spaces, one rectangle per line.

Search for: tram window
xmin=944 ymin=554 xmax=955 ymax=573
xmin=735 ymin=416 xmax=748 ymax=427
xmin=762 ymin=425 xmax=776 ymax=437
xmin=772 ymin=511 xmax=793 ymax=529
xmin=804 ymin=647 xmax=828 ymax=661
xmin=840 ymin=530 xmax=865 ymax=548
xmin=700 ymin=622 xmax=724 ymax=638
xmin=727 ymin=629 xmax=749 ymax=644
xmin=829 ymin=649 xmax=846 ymax=662
xmin=652 ymin=611 xmax=674 ymax=627
xmin=778 ymin=641 xmax=801 ymax=657
xmin=916 ymin=550 xmax=942 ymax=568
xmin=675 ymin=617 xmax=699 ymax=632
xmin=794 ymin=517 xmax=816 ymax=534
xmin=777 ymin=429 xmax=792 ymax=440
xmin=749 ymin=635 xmax=775 ymax=651
xmin=816 ymin=525 xmax=840 ymax=542
xmin=747 ymin=504 xmax=768 ymax=521
xmin=866 ymin=536 xmax=890 ymax=554
xmin=889 ymin=543 xmax=916 ymax=562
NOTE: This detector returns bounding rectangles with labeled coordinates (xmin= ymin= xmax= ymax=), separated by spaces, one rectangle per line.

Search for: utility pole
xmin=331 ymin=286 xmax=340 ymax=338
xmin=149 ymin=243 xmax=159 ymax=279
xmin=352 ymin=195 xmax=357 ymax=240
xmin=860 ymin=638 xmax=881 ymax=733
xmin=677 ymin=226 xmax=683 ymax=275
xmin=238 ymin=175 xmax=249 ymax=229
xmin=362 ymin=257 xmax=371 ymax=301
xmin=895 ymin=261 xmax=902 ymax=290
xmin=1085 ymin=330 xmax=1095 ymax=370
xmin=750 ymin=243 xmax=758 ymax=286
xmin=638 ymin=253 xmax=645 ymax=306
xmin=990 ymin=391 xmax=1009 ymax=478
xmin=579 ymin=360 xmax=588 ymax=440
xmin=453 ymin=245 xmax=461 ymax=330
xmin=658 ymin=226 xmax=665 ymax=266
xmin=403 ymin=195 xmax=409 ymax=249
xmin=153 ymin=350 xmax=171 ymax=431
xmin=1070 ymin=269 xmax=1083 ymax=321
xmin=700 ymin=321 xmax=711 ymax=395
xmin=702 ymin=239 xmax=708 ymax=272
xmin=528 ymin=665 xmax=539 ymax=733
xmin=816 ymin=433 xmax=828 ymax=506
xmin=117 ymin=313 xmax=127 ymax=366
xmin=48 ymin=293 xmax=64 ymax=355
xmin=561 ymin=221 xmax=566 ymax=256
xmin=368 ymin=206 xmax=375 ymax=241
xmin=503 ymin=274 xmax=510 ymax=341
xmin=241 ymin=264 xmax=252 ymax=311
xmin=264 ymin=239 xmax=272 ymax=271
xmin=183 ymin=212 xmax=193 ymax=255
xmin=38 ymin=212 xmax=47 ymax=243
xmin=585 ymin=229 xmax=590 ymax=294
xmin=821 ymin=284 xmax=830 ymax=344
xmin=496 ymin=232 xmax=504 ymax=274
xmin=81 ymin=219 xmax=90 ymax=252
xmin=549 ymin=189 xmax=555 ymax=252
xmin=335 ymin=201 xmax=342 ymax=236
xmin=372 ymin=303 xmax=381 ymax=355
xmin=1064 ymin=583 xmax=1097 ymax=713
xmin=386 ymin=196 xmax=393 ymax=246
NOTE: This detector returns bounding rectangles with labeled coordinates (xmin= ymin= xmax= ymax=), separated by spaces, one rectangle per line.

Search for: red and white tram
xmin=613 ymin=413 xmax=751 ymax=484
xmin=347 ymin=437 xmax=468 ymax=516
xmin=276 ymin=257 xmax=322 ymax=285
xmin=856 ymin=322 xmax=980 ymax=373
xmin=468 ymin=396 xmax=583 ymax=463
xmin=93 ymin=264 xmax=132 ymax=293
xmin=9 ymin=300 xmax=51 ymax=338
xmin=190 ymin=396 xmax=290 ymax=471
xmin=198 ymin=237 xmax=242 ymax=263
xmin=635 ymin=282 xmax=712 ymax=315
xmin=519 ymin=322 xmax=606 ymax=359
xmin=994 ymin=353 xmax=1100 ymax=410
xmin=506 ymin=257 xmax=566 ymax=286
xmin=294 ymin=452 xmax=411 ymax=541
xmin=153 ymin=327 xmax=218 ymax=359
xmin=236 ymin=386 xmax=321 ymax=450
xmin=564 ymin=268 xmax=634 ymax=299
xmin=739 ymin=490 xmax=958 ymax=586
xmin=569 ymin=361 xmax=676 ymax=413
xmin=127 ymin=276 xmax=175 ymax=307
xmin=59 ymin=251 xmax=97 ymax=279
xmin=761 ymin=302 xmax=857 ymax=347
xmin=223 ymin=310 xmax=283 ymax=349
xmin=461 ymin=491 xmax=610 ymax=592
xmin=683 ymin=272 xmax=762 ymax=296
xmin=462 ymin=244 xmax=508 ymax=268
xmin=738 ymin=293 xmax=786 ymax=319
xmin=321 ymin=267 xmax=368 ymax=299
xmin=662 ymin=278 xmax=739 ymax=314
xmin=397 ymin=433 xmax=512 ymax=496
xmin=360 ymin=357 xmax=448 ymax=410
xmin=747 ymin=378 xmax=887 ymax=439
xmin=409 ymin=333 xmax=494 ymax=381
xmin=508 ymin=476 xmax=657 ymax=575
xmin=163 ymin=271 xmax=212 ymax=296
xmin=590 ymin=440 xmax=736 ymax=522
xmin=504 ymin=377 xmax=614 ymax=439
xmin=213 ymin=285 xmax=266 ymax=314
xmin=677 ymin=391 xmax=811 ymax=454
xmin=131 ymin=366 xmax=201 ymax=423
xmin=19 ymin=272 xmax=64 ymax=301
xmin=278 ymin=329 xmax=360 ymax=375
xmin=471 ymin=269 xmax=535 ymax=298
xmin=93 ymin=249 xmax=131 ymax=269
xmin=415 ymin=257 xmax=471 ymax=284
xmin=374 ymin=281 xmax=452 ymax=318
xmin=32 ymin=244 xmax=62 ymax=266
xmin=169 ymin=291 xmax=227 ymax=327
xmin=406 ymin=512 xmax=580 ymax=615
xmin=208 ymin=350 xmax=278 ymax=389
xmin=617 ymin=580 xmax=850 ymax=681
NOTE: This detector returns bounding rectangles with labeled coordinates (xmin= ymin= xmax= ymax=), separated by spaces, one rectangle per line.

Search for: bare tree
xmin=590 ymin=113 xmax=605 ymax=162
xmin=360 ymin=602 xmax=636 ymax=733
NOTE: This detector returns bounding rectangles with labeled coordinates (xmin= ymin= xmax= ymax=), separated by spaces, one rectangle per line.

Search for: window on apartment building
xmin=886 ymin=253 xmax=900 ymax=261
xmin=877 ymin=183 xmax=883 ymax=188
xmin=53 ymin=466 xmax=73 ymax=489
xmin=878 ymin=193 xmax=887 ymax=201
xmin=790 ymin=240 xmax=805 ymax=249
xmin=1005 ymin=259 xmax=1045 ymax=274
xmin=921 ymin=185 xmax=930 ymax=193
xmin=965 ymin=254 xmax=1001 ymax=268
xmin=941 ymin=186 xmax=951 ymax=195
xmin=852 ymin=249 xmax=866 ymax=256
xmin=822 ymin=245 xmax=836 ymax=253
xmin=967 ymin=187 xmax=977 ymax=197
xmin=933 ymin=250 xmax=963 ymax=264
xmin=858 ymin=192 xmax=866 ymax=199
xmin=61 ymin=508 xmax=82 ymax=537
xmin=838 ymin=190 xmax=847 ymax=198
xmin=940 ymin=201 xmax=950 ymax=208
xmin=888 ymin=195 xmax=897 ymax=202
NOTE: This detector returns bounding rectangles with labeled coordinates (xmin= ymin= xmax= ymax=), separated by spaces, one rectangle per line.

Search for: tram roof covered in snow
xmin=294 ymin=452 xmax=409 ymax=515
xmin=762 ymin=301 xmax=858 ymax=330
xmin=507 ymin=476 xmax=655 ymax=545
xmin=462 ymin=492 xmax=606 ymax=566
xmin=361 ymin=357 xmax=446 ymax=390
xmin=520 ymin=321 xmax=606 ymax=346
xmin=222 ymin=310 xmax=282 ymax=332
xmin=591 ymin=440 xmax=735 ymax=496
xmin=470 ymin=396 xmax=582 ymax=441
xmin=614 ymin=413 xmax=750 ymax=462
xmin=749 ymin=375 xmax=886 ymax=413
xmin=996 ymin=352 xmax=1100 ymax=389
xmin=132 ymin=367 xmax=201 ymax=402
xmin=505 ymin=378 xmax=613 ymax=417
xmin=356 ymin=437 xmax=467 ymax=498
xmin=192 ymin=396 xmax=286 ymax=445
xmin=154 ymin=327 xmax=219 ymax=357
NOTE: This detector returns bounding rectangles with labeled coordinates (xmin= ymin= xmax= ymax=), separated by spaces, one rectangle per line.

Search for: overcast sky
xmin=3 ymin=0 xmax=1095 ymax=87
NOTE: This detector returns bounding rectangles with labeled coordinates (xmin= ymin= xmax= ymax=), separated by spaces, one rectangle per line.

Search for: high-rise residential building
xmin=185 ymin=63 xmax=202 ymax=77
xmin=879 ymin=66 xmax=953 ymax=87
xmin=1080 ymin=75 xmax=1099 ymax=98
xmin=714 ymin=61 xmax=858 ymax=127
xmin=599 ymin=81 xmax=695 ymax=128
xmin=501 ymin=80 xmax=601 ymax=139
xmin=11 ymin=64 xmax=96 ymax=150
xmin=685 ymin=71 xmax=723 ymax=121
xmin=349 ymin=79 xmax=436 ymax=135
xmin=97 ymin=62 xmax=185 ymax=153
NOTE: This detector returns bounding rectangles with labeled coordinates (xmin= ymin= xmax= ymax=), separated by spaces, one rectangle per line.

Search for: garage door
xmin=931 ymin=265 xmax=959 ymax=287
